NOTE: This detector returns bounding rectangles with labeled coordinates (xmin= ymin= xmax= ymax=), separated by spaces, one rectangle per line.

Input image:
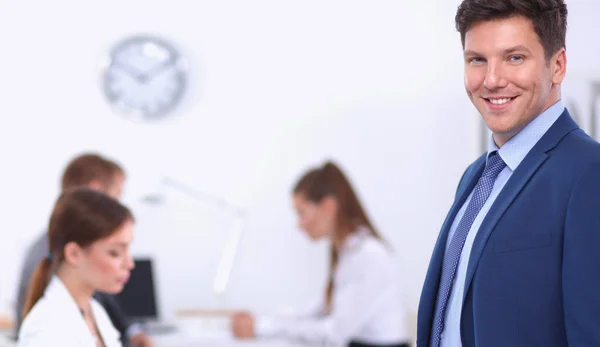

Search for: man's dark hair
xmin=455 ymin=0 xmax=568 ymax=60
xmin=61 ymin=153 xmax=124 ymax=192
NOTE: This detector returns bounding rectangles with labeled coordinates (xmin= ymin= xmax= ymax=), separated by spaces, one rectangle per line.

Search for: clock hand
xmin=139 ymin=58 xmax=176 ymax=83
xmin=113 ymin=62 xmax=145 ymax=82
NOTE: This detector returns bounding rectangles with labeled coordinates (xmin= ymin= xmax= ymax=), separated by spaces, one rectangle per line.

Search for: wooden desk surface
xmin=0 ymin=315 xmax=13 ymax=330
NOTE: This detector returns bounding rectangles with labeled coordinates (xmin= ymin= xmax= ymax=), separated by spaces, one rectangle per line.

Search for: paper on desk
xmin=179 ymin=316 xmax=234 ymax=340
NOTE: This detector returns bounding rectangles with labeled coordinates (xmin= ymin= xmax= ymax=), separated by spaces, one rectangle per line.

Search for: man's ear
xmin=63 ymin=241 xmax=83 ymax=265
xmin=551 ymin=48 xmax=567 ymax=85
xmin=87 ymin=180 xmax=104 ymax=192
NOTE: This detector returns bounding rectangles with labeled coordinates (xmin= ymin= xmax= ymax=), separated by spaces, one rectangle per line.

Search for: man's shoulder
xmin=22 ymin=233 xmax=48 ymax=266
xmin=27 ymin=233 xmax=48 ymax=252
xmin=550 ymin=129 xmax=600 ymax=169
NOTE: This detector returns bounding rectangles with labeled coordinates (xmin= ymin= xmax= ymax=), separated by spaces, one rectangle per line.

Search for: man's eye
xmin=510 ymin=55 xmax=524 ymax=62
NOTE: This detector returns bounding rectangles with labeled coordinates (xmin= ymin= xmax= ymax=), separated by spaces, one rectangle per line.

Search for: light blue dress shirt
xmin=439 ymin=100 xmax=565 ymax=347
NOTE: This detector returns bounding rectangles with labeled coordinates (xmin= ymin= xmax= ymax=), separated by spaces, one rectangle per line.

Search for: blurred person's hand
xmin=129 ymin=332 xmax=154 ymax=347
xmin=231 ymin=311 xmax=256 ymax=339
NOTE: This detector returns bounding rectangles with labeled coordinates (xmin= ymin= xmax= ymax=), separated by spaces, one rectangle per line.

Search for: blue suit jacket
xmin=417 ymin=110 xmax=600 ymax=347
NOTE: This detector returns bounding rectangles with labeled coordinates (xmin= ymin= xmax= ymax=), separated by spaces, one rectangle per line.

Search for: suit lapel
xmin=461 ymin=150 xmax=548 ymax=302
xmin=417 ymin=156 xmax=485 ymax=344
xmin=462 ymin=110 xmax=580 ymax=302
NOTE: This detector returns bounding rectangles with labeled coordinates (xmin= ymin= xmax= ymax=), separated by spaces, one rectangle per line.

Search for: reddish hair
xmin=23 ymin=188 xmax=133 ymax=317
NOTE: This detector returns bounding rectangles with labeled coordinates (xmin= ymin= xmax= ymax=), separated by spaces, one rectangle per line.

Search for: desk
xmin=0 ymin=333 xmax=309 ymax=347
xmin=0 ymin=315 xmax=14 ymax=347
xmin=152 ymin=336 xmax=310 ymax=347
xmin=0 ymin=321 xmax=314 ymax=347
xmin=149 ymin=317 xmax=314 ymax=347
xmin=0 ymin=335 xmax=309 ymax=347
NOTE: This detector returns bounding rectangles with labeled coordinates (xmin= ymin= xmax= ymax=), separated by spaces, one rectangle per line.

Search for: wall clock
xmin=102 ymin=35 xmax=188 ymax=121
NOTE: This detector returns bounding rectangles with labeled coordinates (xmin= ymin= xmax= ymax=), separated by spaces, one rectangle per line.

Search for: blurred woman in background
xmin=231 ymin=161 xmax=410 ymax=347
xmin=19 ymin=188 xmax=135 ymax=347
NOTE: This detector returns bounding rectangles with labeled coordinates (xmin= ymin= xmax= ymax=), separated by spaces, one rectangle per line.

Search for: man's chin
xmin=482 ymin=115 xmax=518 ymax=134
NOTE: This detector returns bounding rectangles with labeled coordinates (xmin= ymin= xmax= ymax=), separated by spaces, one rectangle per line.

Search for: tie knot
xmin=482 ymin=151 xmax=506 ymax=178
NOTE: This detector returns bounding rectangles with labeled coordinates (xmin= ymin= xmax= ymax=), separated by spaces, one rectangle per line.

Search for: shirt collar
xmin=487 ymin=100 xmax=564 ymax=170
xmin=45 ymin=275 xmax=90 ymax=315
xmin=340 ymin=225 xmax=370 ymax=253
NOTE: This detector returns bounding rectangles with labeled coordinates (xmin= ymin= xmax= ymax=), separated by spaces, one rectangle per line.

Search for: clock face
xmin=102 ymin=35 xmax=188 ymax=121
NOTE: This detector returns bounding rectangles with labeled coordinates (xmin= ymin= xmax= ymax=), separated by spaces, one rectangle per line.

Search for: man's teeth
xmin=489 ymin=98 xmax=512 ymax=105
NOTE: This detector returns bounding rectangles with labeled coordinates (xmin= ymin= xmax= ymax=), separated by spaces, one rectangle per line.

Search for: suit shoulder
xmin=20 ymin=234 xmax=48 ymax=272
xmin=553 ymin=129 xmax=600 ymax=166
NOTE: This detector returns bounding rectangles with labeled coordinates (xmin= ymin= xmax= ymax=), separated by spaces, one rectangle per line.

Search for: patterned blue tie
xmin=430 ymin=151 xmax=507 ymax=347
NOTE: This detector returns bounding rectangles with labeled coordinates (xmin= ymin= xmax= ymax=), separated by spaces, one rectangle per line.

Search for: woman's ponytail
xmin=22 ymin=257 xmax=52 ymax=318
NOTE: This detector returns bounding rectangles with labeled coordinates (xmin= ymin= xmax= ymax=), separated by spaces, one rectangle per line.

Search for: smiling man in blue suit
xmin=417 ymin=1 xmax=600 ymax=346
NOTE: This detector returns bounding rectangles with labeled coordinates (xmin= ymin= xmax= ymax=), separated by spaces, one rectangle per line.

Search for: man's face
xmin=88 ymin=173 xmax=125 ymax=200
xmin=104 ymin=173 xmax=125 ymax=200
xmin=463 ymin=15 xmax=566 ymax=147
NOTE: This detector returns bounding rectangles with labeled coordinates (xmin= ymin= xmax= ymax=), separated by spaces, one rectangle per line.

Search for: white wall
xmin=0 ymin=0 xmax=599 ymax=338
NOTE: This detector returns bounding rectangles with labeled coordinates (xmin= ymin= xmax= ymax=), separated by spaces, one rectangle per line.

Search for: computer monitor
xmin=115 ymin=258 xmax=159 ymax=321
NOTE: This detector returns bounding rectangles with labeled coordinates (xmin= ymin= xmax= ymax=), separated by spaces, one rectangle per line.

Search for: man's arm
xmin=14 ymin=235 xmax=47 ymax=337
xmin=563 ymin=161 xmax=600 ymax=346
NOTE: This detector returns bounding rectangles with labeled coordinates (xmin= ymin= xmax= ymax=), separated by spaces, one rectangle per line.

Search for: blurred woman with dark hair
xmin=231 ymin=161 xmax=410 ymax=347
xmin=19 ymin=188 xmax=135 ymax=347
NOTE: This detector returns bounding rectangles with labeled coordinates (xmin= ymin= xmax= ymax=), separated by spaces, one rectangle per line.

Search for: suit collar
xmin=534 ymin=108 xmax=580 ymax=152
xmin=340 ymin=225 xmax=371 ymax=254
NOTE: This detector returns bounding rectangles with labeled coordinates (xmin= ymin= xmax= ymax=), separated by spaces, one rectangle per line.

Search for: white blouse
xmin=256 ymin=227 xmax=410 ymax=347
xmin=18 ymin=276 xmax=122 ymax=347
